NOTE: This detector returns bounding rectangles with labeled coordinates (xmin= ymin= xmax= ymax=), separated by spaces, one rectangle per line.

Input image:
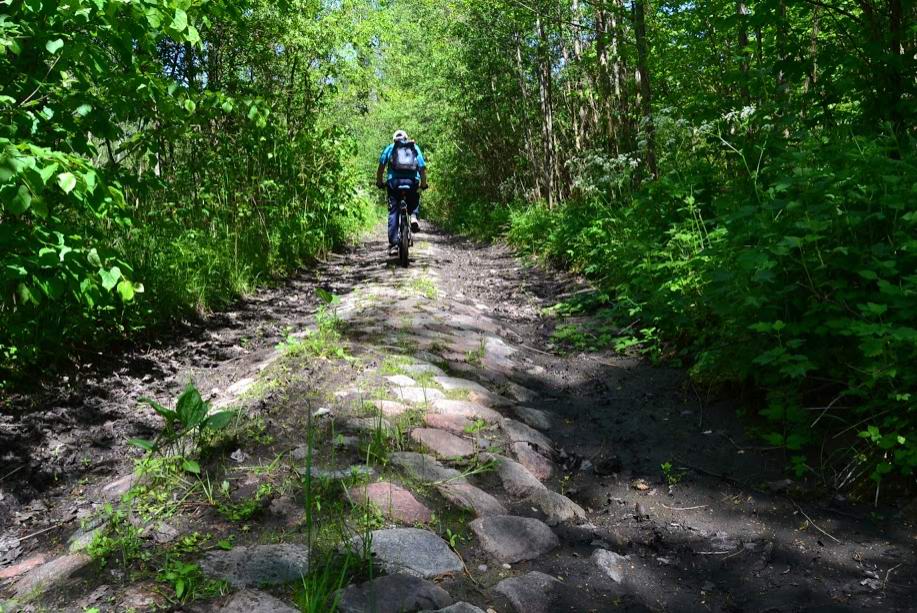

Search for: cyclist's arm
xmin=419 ymin=167 xmax=428 ymax=189
xmin=376 ymin=164 xmax=386 ymax=187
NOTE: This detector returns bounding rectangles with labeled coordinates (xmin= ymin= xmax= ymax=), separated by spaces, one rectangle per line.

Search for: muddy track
xmin=1 ymin=225 xmax=914 ymax=612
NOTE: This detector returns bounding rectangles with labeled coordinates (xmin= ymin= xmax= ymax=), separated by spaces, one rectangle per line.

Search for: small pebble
xmin=478 ymin=564 xmax=488 ymax=572
xmin=501 ymin=563 xmax=511 ymax=570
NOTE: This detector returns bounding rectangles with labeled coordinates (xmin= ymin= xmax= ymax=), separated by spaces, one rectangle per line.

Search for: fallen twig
xmin=696 ymin=550 xmax=732 ymax=555
xmin=18 ymin=521 xmax=69 ymax=542
xmin=884 ymin=563 xmax=902 ymax=588
xmin=0 ymin=464 xmax=26 ymax=482
xmin=662 ymin=504 xmax=708 ymax=511
xmin=788 ymin=498 xmax=841 ymax=543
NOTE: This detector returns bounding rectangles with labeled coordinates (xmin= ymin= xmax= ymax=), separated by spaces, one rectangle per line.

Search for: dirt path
xmin=1 ymin=225 xmax=914 ymax=612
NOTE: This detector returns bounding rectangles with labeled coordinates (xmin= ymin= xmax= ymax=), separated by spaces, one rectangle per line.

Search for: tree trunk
xmin=737 ymin=1 xmax=750 ymax=105
xmin=514 ymin=39 xmax=543 ymax=200
xmin=594 ymin=2 xmax=617 ymax=153
xmin=633 ymin=0 xmax=658 ymax=179
xmin=536 ymin=14 xmax=558 ymax=208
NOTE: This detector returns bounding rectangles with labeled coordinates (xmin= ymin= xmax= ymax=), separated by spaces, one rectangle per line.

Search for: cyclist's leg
xmin=387 ymin=186 xmax=399 ymax=246
xmin=407 ymin=185 xmax=420 ymax=231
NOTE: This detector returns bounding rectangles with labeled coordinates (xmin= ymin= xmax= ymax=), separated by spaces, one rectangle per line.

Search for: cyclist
xmin=376 ymin=130 xmax=428 ymax=255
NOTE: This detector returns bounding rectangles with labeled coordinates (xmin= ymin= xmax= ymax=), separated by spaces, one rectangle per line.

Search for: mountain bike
xmin=379 ymin=180 xmax=425 ymax=267
xmin=394 ymin=182 xmax=413 ymax=267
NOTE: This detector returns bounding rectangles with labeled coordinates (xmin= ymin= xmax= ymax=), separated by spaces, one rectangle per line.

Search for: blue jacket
xmin=379 ymin=142 xmax=426 ymax=182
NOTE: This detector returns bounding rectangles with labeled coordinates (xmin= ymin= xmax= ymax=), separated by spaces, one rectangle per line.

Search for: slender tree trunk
xmin=738 ymin=1 xmax=750 ymax=105
xmin=594 ymin=3 xmax=617 ymax=152
xmin=804 ymin=7 xmax=819 ymax=94
xmin=536 ymin=14 xmax=558 ymax=208
xmin=610 ymin=0 xmax=632 ymax=152
xmin=571 ymin=0 xmax=591 ymax=149
xmin=515 ymin=39 xmax=543 ymax=200
xmin=633 ymin=0 xmax=658 ymax=178
xmin=776 ymin=0 xmax=788 ymax=99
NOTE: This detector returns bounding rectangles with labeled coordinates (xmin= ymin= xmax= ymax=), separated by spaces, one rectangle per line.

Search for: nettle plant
xmin=131 ymin=383 xmax=235 ymax=475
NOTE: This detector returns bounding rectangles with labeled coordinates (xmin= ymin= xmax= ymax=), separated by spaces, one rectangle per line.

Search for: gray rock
xmin=592 ymin=549 xmax=628 ymax=583
xmin=390 ymin=452 xmax=466 ymax=484
xmin=13 ymin=553 xmax=91 ymax=598
xmin=431 ymin=399 xmax=503 ymax=423
xmin=511 ymin=442 xmax=554 ymax=480
xmin=291 ymin=445 xmax=309 ymax=461
xmin=67 ymin=525 xmax=103 ymax=553
xmin=337 ymin=574 xmax=453 ymax=613
xmin=513 ymin=407 xmax=553 ymax=431
xmin=433 ymin=376 xmax=491 ymax=395
xmin=269 ymin=496 xmax=305 ymax=527
xmin=403 ymin=362 xmax=446 ymax=377
xmin=200 ymin=544 xmax=309 ymax=587
xmin=436 ymin=482 xmax=507 ymax=517
xmin=493 ymin=571 xmax=562 ymax=613
xmin=504 ymin=382 xmax=536 ymax=403
xmin=469 ymin=515 xmax=558 ymax=563
xmin=309 ymin=465 xmax=375 ymax=481
xmin=387 ymin=374 xmax=418 ymax=387
xmin=374 ymin=400 xmax=411 ymax=417
xmin=143 ymin=521 xmax=180 ymax=544
xmin=411 ymin=428 xmax=475 ymax=459
xmin=424 ymin=603 xmax=487 ymax=613
xmin=526 ymin=489 xmax=587 ymax=526
xmin=342 ymin=417 xmax=394 ymax=433
xmin=99 ymin=473 xmax=138 ymax=501
xmin=397 ymin=386 xmax=446 ymax=404
xmin=487 ymin=454 xmax=547 ymax=498
xmin=500 ymin=419 xmax=553 ymax=453
xmin=350 ymin=528 xmax=463 ymax=578
xmin=220 ymin=589 xmax=299 ymax=612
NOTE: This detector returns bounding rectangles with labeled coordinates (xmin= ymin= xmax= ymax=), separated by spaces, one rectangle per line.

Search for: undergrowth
xmin=435 ymin=116 xmax=917 ymax=498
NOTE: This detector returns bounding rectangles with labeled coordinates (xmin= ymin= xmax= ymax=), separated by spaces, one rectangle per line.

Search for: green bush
xmin=437 ymin=115 xmax=917 ymax=490
xmin=0 ymin=0 xmax=378 ymax=376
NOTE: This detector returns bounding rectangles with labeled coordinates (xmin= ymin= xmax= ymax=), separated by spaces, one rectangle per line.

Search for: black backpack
xmin=390 ymin=140 xmax=419 ymax=172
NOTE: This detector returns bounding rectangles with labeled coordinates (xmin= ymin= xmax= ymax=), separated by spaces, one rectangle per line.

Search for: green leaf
xmin=57 ymin=172 xmax=77 ymax=194
xmin=183 ymin=98 xmax=196 ymax=113
xmin=204 ymin=410 xmax=235 ymax=431
xmin=172 ymin=9 xmax=188 ymax=32
xmin=176 ymin=383 xmax=208 ymax=428
xmin=182 ymin=460 xmax=201 ymax=475
xmin=116 ymin=279 xmax=135 ymax=301
xmin=140 ymin=397 xmax=178 ymax=423
xmin=45 ymin=38 xmax=64 ymax=54
xmin=8 ymin=185 xmax=31 ymax=214
xmin=316 ymin=288 xmax=334 ymax=304
xmin=87 ymin=248 xmax=102 ymax=268
xmin=129 ymin=438 xmax=155 ymax=452
xmin=37 ymin=163 xmax=58 ymax=185
xmin=175 ymin=577 xmax=186 ymax=599
xmin=99 ymin=266 xmax=121 ymax=291
xmin=186 ymin=25 xmax=200 ymax=45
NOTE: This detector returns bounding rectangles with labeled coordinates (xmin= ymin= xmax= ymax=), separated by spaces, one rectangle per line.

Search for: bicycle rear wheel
xmin=399 ymin=211 xmax=409 ymax=267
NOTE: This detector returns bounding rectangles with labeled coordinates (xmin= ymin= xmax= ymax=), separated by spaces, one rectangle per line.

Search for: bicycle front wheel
xmin=399 ymin=212 xmax=409 ymax=267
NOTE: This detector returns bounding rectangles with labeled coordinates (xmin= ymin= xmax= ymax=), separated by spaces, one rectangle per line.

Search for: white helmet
xmin=393 ymin=130 xmax=408 ymax=142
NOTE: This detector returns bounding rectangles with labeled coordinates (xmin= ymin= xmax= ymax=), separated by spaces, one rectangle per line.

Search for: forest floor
xmin=1 ymin=224 xmax=915 ymax=612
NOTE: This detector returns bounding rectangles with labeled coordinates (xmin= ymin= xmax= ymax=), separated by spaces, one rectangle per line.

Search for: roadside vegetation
xmin=0 ymin=1 xmax=377 ymax=377
xmin=2 ymin=0 xmax=913 ymax=498
xmin=363 ymin=0 xmax=917 ymax=496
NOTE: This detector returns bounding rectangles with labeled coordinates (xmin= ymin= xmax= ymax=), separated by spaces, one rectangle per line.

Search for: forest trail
xmin=1 ymin=225 xmax=914 ymax=612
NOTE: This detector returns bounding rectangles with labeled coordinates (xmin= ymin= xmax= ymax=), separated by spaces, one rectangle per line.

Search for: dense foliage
xmin=0 ymin=0 xmax=376 ymax=373
xmin=2 ymin=0 xmax=915 ymax=494
xmin=372 ymin=0 xmax=916 ymax=493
